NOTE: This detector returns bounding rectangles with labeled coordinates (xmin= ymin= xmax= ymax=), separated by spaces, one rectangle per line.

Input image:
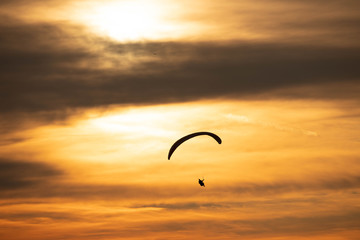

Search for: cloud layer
xmin=1 ymin=16 xmax=360 ymax=115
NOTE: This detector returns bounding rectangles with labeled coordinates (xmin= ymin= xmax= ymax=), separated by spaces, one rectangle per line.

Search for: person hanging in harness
xmin=198 ymin=178 xmax=205 ymax=187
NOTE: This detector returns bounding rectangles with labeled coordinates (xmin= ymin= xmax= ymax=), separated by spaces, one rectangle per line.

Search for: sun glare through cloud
xmin=1 ymin=0 xmax=360 ymax=239
xmin=75 ymin=0 xmax=197 ymax=41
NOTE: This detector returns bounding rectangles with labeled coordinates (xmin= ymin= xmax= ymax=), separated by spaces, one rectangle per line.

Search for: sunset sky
xmin=1 ymin=0 xmax=360 ymax=239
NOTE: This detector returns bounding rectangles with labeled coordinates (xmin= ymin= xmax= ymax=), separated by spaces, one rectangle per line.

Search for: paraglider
xmin=167 ymin=131 xmax=222 ymax=160
xmin=167 ymin=131 xmax=222 ymax=187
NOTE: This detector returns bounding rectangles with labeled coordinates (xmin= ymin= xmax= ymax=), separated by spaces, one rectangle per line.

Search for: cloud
xmin=0 ymin=210 xmax=81 ymax=223
xmin=0 ymin=137 xmax=29 ymax=146
xmin=0 ymin=13 xmax=359 ymax=137
xmin=131 ymin=202 xmax=226 ymax=210
xmin=65 ymin=211 xmax=360 ymax=239
xmin=1 ymin=205 xmax=359 ymax=239
xmin=0 ymin=158 xmax=63 ymax=191
xmin=226 ymin=175 xmax=360 ymax=196
xmin=230 ymin=211 xmax=360 ymax=236
xmin=1 ymin=16 xmax=360 ymax=114
xmin=1 ymin=157 xmax=359 ymax=200
xmin=225 ymin=113 xmax=319 ymax=136
xmin=0 ymin=181 xmax=190 ymax=200
xmin=0 ymin=157 xmax=358 ymax=239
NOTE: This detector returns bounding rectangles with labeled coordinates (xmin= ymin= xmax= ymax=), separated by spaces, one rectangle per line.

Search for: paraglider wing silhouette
xmin=168 ymin=132 xmax=222 ymax=160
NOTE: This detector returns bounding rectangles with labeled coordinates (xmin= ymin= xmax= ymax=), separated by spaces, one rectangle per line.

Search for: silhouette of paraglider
xmin=167 ymin=132 xmax=222 ymax=187
xmin=167 ymin=131 xmax=222 ymax=160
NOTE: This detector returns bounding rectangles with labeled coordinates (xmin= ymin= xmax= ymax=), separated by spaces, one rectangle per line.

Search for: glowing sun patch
xmin=80 ymin=0 xmax=184 ymax=41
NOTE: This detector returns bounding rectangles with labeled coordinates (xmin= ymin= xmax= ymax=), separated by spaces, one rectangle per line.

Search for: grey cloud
xmin=0 ymin=137 xmax=29 ymax=146
xmin=198 ymin=0 xmax=360 ymax=46
xmin=2 ymin=27 xmax=360 ymax=108
xmin=0 ymin=181 xmax=190 ymax=200
xmin=1 ymin=15 xmax=360 ymax=133
xmin=0 ymin=158 xmax=63 ymax=190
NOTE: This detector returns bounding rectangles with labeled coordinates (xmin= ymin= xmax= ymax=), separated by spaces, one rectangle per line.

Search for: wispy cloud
xmin=225 ymin=114 xmax=318 ymax=136
xmin=1 ymin=157 xmax=358 ymax=200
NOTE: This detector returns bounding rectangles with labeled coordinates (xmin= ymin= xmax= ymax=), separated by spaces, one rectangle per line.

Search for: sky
xmin=0 ymin=0 xmax=360 ymax=239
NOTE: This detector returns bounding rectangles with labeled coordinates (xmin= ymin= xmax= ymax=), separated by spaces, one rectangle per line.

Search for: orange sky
xmin=0 ymin=0 xmax=360 ymax=239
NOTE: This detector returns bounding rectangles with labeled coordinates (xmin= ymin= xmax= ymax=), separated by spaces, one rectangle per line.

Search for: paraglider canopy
xmin=167 ymin=131 xmax=222 ymax=160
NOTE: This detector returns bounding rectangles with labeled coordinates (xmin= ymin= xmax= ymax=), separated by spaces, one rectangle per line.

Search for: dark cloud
xmin=0 ymin=0 xmax=72 ymax=9
xmin=0 ymin=13 xmax=359 ymax=136
xmin=0 ymin=158 xmax=63 ymax=190
xmin=1 ymin=16 xmax=360 ymax=115
xmin=1 ymin=164 xmax=359 ymax=200
xmin=0 ymin=181 xmax=188 ymax=200
xmin=0 ymin=137 xmax=29 ymax=146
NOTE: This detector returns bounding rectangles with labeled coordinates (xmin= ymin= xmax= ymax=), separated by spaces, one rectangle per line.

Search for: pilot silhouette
xmin=198 ymin=178 xmax=205 ymax=187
